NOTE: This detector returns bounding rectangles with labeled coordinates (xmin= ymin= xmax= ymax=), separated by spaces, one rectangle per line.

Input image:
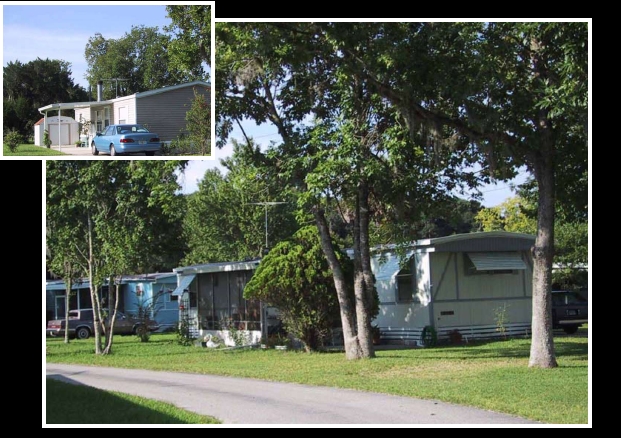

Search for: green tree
xmin=475 ymin=197 xmax=538 ymax=234
xmin=3 ymin=58 xmax=88 ymax=135
xmin=46 ymin=161 xmax=187 ymax=354
xmin=244 ymin=226 xmax=354 ymax=352
xmin=216 ymin=23 xmax=483 ymax=360
xmin=313 ymin=22 xmax=587 ymax=368
xmin=183 ymin=140 xmax=298 ymax=264
xmin=84 ymin=26 xmax=194 ymax=99
xmin=185 ymin=88 xmax=211 ymax=155
xmin=165 ymin=5 xmax=211 ymax=80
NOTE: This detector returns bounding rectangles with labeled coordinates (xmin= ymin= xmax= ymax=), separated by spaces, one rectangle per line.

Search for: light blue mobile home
xmin=121 ymin=273 xmax=179 ymax=331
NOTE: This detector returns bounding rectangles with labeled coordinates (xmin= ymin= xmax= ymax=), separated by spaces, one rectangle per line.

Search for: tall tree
xmin=311 ymin=22 xmax=587 ymax=368
xmin=84 ymin=26 xmax=194 ymax=99
xmin=3 ymin=58 xmax=88 ymax=135
xmin=165 ymin=5 xmax=211 ymax=80
xmin=216 ymin=23 xmax=480 ymax=359
xmin=183 ymin=140 xmax=298 ymax=264
xmin=46 ymin=161 xmax=187 ymax=354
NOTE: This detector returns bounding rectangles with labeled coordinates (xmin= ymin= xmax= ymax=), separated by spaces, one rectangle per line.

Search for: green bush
xmin=176 ymin=314 xmax=194 ymax=346
xmin=4 ymin=130 xmax=22 ymax=152
xmin=43 ymin=129 xmax=52 ymax=148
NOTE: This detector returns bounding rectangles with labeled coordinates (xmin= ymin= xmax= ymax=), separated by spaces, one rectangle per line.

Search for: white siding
xmin=433 ymin=298 xmax=533 ymax=329
xmin=374 ymin=302 xmax=430 ymax=329
xmin=430 ymin=252 xmax=457 ymax=301
xmin=112 ymin=96 xmax=136 ymax=125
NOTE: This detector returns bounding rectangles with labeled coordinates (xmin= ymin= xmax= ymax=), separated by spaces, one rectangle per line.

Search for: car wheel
xmin=110 ymin=144 xmax=117 ymax=156
xmin=92 ymin=143 xmax=99 ymax=155
xmin=76 ymin=327 xmax=90 ymax=340
xmin=145 ymin=151 xmax=155 ymax=156
xmin=563 ymin=325 xmax=579 ymax=335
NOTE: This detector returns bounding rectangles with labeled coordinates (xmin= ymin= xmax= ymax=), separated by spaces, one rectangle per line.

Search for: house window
xmin=118 ymin=106 xmax=127 ymax=124
xmin=396 ymin=266 xmax=419 ymax=303
xmin=104 ymin=107 xmax=110 ymax=127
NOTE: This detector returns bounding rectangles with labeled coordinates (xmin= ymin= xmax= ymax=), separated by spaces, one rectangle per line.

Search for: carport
xmin=38 ymin=102 xmax=91 ymax=151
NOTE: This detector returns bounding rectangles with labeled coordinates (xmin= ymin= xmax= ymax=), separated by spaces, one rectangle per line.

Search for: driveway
xmin=49 ymin=145 xmax=160 ymax=156
xmin=45 ymin=364 xmax=537 ymax=425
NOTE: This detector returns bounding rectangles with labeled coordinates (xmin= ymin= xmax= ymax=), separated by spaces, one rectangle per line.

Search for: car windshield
xmin=553 ymin=291 xmax=586 ymax=305
xmin=118 ymin=125 xmax=150 ymax=134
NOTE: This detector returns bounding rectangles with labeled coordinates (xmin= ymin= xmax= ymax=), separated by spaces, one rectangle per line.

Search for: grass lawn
xmin=3 ymin=143 xmax=68 ymax=155
xmin=46 ymin=329 xmax=589 ymax=424
xmin=46 ymin=378 xmax=220 ymax=424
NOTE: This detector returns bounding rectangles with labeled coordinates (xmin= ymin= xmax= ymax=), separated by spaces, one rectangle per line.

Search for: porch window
xmin=96 ymin=110 xmax=103 ymax=133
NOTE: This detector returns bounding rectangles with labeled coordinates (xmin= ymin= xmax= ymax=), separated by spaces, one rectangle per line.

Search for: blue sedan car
xmin=91 ymin=124 xmax=161 ymax=156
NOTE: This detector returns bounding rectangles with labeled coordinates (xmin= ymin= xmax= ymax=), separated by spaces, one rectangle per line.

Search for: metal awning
xmin=374 ymin=251 xmax=414 ymax=282
xmin=172 ymin=274 xmax=196 ymax=296
xmin=46 ymin=281 xmax=89 ymax=291
xmin=467 ymin=252 xmax=526 ymax=271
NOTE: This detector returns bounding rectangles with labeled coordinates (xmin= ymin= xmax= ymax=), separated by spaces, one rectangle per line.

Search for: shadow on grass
xmin=376 ymin=333 xmax=588 ymax=362
xmin=46 ymin=377 xmax=215 ymax=424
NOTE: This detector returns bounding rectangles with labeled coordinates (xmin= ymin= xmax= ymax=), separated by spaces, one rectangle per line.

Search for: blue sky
xmin=2 ymin=4 xmax=182 ymax=90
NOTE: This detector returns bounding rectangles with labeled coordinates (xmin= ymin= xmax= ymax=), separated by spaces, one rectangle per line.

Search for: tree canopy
xmin=84 ymin=26 xmax=197 ymax=99
xmin=216 ymin=22 xmax=589 ymax=367
xmin=46 ymin=161 xmax=187 ymax=354
xmin=3 ymin=58 xmax=88 ymax=135
xmin=182 ymin=140 xmax=299 ymax=265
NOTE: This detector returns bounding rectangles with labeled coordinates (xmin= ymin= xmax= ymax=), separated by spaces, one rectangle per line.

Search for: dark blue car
xmin=91 ymin=124 xmax=161 ymax=156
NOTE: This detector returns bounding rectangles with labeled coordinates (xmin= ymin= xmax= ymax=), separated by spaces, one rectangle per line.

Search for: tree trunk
xmin=354 ymin=180 xmax=375 ymax=358
xmin=103 ymin=280 xmax=120 ymax=355
xmin=63 ymin=262 xmax=73 ymax=344
xmin=528 ymin=144 xmax=558 ymax=368
xmin=87 ymin=212 xmax=103 ymax=355
xmin=313 ymin=207 xmax=363 ymax=360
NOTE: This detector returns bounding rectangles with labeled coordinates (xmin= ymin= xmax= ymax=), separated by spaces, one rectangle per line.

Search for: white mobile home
xmin=372 ymin=231 xmax=535 ymax=345
xmin=38 ymin=80 xmax=210 ymax=145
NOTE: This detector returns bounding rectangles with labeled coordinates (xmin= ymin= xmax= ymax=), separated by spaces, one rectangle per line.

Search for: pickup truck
xmin=46 ymin=309 xmax=159 ymax=339
xmin=552 ymin=290 xmax=588 ymax=334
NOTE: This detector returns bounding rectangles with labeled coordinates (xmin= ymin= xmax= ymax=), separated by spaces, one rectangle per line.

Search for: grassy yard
xmin=46 ymin=378 xmax=220 ymax=424
xmin=46 ymin=330 xmax=589 ymax=424
xmin=3 ymin=143 xmax=68 ymax=155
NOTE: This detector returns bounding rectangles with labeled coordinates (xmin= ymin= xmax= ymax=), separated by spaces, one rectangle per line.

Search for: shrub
xmin=4 ymin=129 xmax=22 ymax=152
xmin=244 ymin=226 xmax=367 ymax=352
xmin=176 ymin=314 xmax=194 ymax=346
xmin=43 ymin=129 xmax=52 ymax=148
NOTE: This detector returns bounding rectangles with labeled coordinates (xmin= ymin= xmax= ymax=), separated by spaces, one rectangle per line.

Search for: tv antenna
xmin=102 ymin=78 xmax=129 ymax=98
xmin=246 ymin=201 xmax=287 ymax=252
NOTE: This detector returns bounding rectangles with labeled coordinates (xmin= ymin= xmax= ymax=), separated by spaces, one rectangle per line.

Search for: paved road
xmin=45 ymin=364 xmax=537 ymax=425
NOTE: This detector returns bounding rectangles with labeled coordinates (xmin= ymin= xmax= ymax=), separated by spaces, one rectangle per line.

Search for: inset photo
xmin=3 ymin=4 xmax=213 ymax=157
